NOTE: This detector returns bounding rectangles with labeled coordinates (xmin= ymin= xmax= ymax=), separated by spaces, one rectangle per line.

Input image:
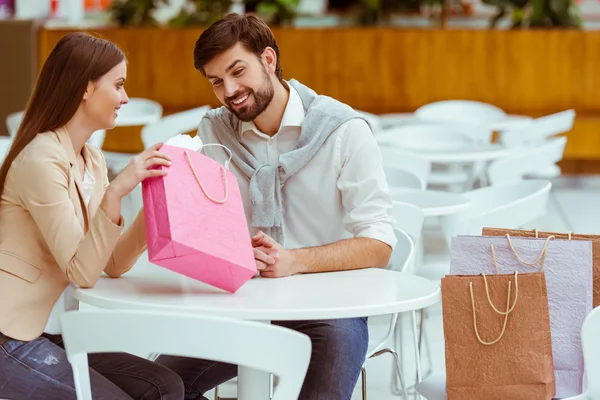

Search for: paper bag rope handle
xmin=184 ymin=151 xmax=229 ymax=204
xmin=504 ymin=234 xmax=554 ymax=268
xmin=480 ymin=263 xmax=520 ymax=315
xmin=534 ymin=228 xmax=572 ymax=240
xmin=470 ymin=272 xmax=519 ymax=345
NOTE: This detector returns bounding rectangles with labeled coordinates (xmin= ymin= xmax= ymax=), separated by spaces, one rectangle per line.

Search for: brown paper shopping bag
xmin=483 ymin=227 xmax=600 ymax=307
xmin=442 ymin=272 xmax=555 ymax=400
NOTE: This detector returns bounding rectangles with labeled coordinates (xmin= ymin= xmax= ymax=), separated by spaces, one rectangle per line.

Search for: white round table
xmin=389 ymin=187 xmax=471 ymax=217
xmin=411 ymin=143 xmax=518 ymax=164
xmin=76 ymin=266 xmax=441 ymax=400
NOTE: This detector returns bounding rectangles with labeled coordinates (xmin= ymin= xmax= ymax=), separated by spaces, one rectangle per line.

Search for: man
xmin=156 ymin=13 xmax=396 ymax=400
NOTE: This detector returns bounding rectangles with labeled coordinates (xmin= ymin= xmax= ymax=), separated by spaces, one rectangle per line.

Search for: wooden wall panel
xmin=38 ymin=28 xmax=600 ymax=161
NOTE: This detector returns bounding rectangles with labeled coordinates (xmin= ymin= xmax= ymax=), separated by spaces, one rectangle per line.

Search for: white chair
xmin=0 ymin=136 xmax=13 ymax=162
xmin=499 ymin=110 xmax=575 ymax=180
xmin=499 ymin=109 xmax=575 ymax=148
xmin=357 ymin=110 xmax=383 ymax=134
xmin=6 ymin=110 xmax=106 ymax=149
xmin=362 ymin=229 xmax=415 ymax=400
xmin=377 ymin=124 xmax=484 ymax=190
xmin=140 ymin=105 xmax=210 ymax=149
xmin=439 ymin=179 xmax=552 ymax=246
xmin=378 ymin=113 xmax=422 ymax=130
xmin=414 ymin=100 xmax=507 ymax=125
xmin=6 ymin=111 xmax=23 ymax=138
xmin=393 ymin=201 xmax=425 ymax=251
xmin=115 ymin=98 xmax=163 ymax=127
xmin=102 ymin=98 xmax=164 ymax=174
xmin=385 ymin=165 xmax=426 ymax=190
xmin=487 ymin=137 xmax=567 ymax=185
xmin=60 ymin=310 xmax=311 ymax=400
xmin=381 ymin=147 xmax=431 ymax=185
xmin=377 ymin=123 xmax=490 ymax=150
xmin=563 ymin=306 xmax=600 ymax=400
xmin=86 ymin=130 xmax=106 ymax=149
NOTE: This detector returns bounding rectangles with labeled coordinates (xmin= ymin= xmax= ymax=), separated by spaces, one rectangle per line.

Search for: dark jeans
xmin=156 ymin=317 xmax=369 ymax=400
xmin=0 ymin=331 xmax=184 ymax=400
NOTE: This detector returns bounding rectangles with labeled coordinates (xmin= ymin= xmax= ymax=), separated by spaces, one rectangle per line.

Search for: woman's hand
xmin=102 ymin=143 xmax=170 ymax=224
xmin=107 ymin=142 xmax=171 ymax=198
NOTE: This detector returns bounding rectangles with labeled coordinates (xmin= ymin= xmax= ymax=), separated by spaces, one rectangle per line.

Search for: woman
xmin=0 ymin=32 xmax=184 ymax=399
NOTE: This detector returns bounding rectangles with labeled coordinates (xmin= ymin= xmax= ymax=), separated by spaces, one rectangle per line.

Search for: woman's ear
xmin=82 ymin=81 xmax=94 ymax=101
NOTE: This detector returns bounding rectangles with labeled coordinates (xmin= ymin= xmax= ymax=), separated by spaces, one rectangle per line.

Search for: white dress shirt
xmin=43 ymin=168 xmax=93 ymax=334
xmin=198 ymin=85 xmax=396 ymax=251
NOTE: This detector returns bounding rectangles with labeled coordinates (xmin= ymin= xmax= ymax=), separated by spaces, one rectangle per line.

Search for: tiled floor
xmin=203 ymin=175 xmax=600 ymax=400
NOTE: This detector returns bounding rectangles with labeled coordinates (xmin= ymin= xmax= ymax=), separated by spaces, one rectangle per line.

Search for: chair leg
xmin=361 ymin=367 xmax=367 ymax=400
xmin=417 ymin=308 xmax=433 ymax=380
xmin=391 ymin=316 xmax=404 ymax=396
xmin=411 ymin=311 xmax=423 ymax=400
xmin=369 ymin=348 xmax=409 ymax=399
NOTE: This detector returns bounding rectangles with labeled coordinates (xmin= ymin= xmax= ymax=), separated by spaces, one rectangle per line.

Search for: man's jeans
xmin=0 ymin=331 xmax=184 ymax=400
xmin=156 ymin=317 xmax=369 ymax=400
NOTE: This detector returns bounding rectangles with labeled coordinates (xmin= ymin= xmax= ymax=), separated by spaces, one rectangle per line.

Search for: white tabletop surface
xmin=412 ymin=142 xmax=517 ymax=163
xmin=75 ymin=265 xmax=441 ymax=321
xmin=389 ymin=187 xmax=472 ymax=217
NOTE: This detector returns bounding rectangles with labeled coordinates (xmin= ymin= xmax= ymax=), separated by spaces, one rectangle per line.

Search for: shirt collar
xmin=240 ymin=83 xmax=305 ymax=139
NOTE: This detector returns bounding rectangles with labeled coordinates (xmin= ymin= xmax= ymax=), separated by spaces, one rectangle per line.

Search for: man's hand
xmin=252 ymin=231 xmax=300 ymax=278
xmin=253 ymin=245 xmax=279 ymax=272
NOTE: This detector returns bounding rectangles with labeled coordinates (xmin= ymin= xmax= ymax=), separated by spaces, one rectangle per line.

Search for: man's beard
xmin=226 ymin=70 xmax=275 ymax=122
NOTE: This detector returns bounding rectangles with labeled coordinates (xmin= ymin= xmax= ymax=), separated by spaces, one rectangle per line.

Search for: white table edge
xmin=74 ymin=286 xmax=442 ymax=321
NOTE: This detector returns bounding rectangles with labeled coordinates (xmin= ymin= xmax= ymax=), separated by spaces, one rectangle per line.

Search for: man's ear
xmin=261 ymin=47 xmax=277 ymax=75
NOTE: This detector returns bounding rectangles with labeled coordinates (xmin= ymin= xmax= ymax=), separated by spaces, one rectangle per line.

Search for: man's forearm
xmin=292 ymin=237 xmax=392 ymax=274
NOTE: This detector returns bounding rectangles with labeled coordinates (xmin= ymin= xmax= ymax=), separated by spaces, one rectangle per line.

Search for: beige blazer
xmin=0 ymin=127 xmax=147 ymax=341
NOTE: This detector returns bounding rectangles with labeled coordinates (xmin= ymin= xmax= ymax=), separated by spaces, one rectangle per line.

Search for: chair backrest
xmin=392 ymin=201 xmax=425 ymax=244
xmin=389 ymin=228 xmax=415 ymax=272
xmin=384 ymin=165 xmax=426 ymax=190
xmin=6 ymin=111 xmax=24 ymax=138
xmin=141 ymin=106 xmax=211 ymax=149
xmin=438 ymin=179 xmax=552 ymax=246
xmin=378 ymin=112 xmax=422 ymax=130
xmin=562 ymin=306 xmax=600 ymax=400
xmin=115 ymin=98 xmax=163 ymax=127
xmin=357 ymin=110 xmax=383 ymax=134
xmin=579 ymin=306 xmax=600 ymax=399
xmin=87 ymin=130 xmax=106 ymax=149
xmin=415 ymin=100 xmax=507 ymax=125
xmin=500 ymin=109 xmax=575 ymax=147
xmin=60 ymin=310 xmax=311 ymax=400
xmin=376 ymin=123 xmax=489 ymax=152
xmin=487 ymin=137 xmax=567 ymax=185
xmin=6 ymin=111 xmax=105 ymax=149
xmin=381 ymin=147 xmax=431 ymax=183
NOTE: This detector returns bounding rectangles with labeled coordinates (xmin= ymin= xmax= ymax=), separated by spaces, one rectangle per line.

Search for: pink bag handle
xmin=184 ymin=151 xmax=229 ymax=204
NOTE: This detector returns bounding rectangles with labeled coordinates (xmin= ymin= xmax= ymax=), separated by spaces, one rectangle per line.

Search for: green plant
xmin=483 ymin=0 xmax=582 ymax=28
xmin=249 ymin=0 xmax=299 ymax=26
xmin=109 ymin=0 xmax=168 ymax=27
xmin=168 ymin=0 xmax=233 ymax=27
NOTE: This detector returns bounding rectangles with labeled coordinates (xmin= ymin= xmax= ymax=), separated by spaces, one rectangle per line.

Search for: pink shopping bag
xmin=142 ymin=144 xmax=256 ymax=293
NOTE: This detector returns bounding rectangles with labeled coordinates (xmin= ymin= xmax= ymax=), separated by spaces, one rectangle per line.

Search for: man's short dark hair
xmin=193 ymin=13 xmax=283 ymax=80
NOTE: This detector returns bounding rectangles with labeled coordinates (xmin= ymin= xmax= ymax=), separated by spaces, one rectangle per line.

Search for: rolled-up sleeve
xmin=336 ymin=118 xmax=397 ymax=250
